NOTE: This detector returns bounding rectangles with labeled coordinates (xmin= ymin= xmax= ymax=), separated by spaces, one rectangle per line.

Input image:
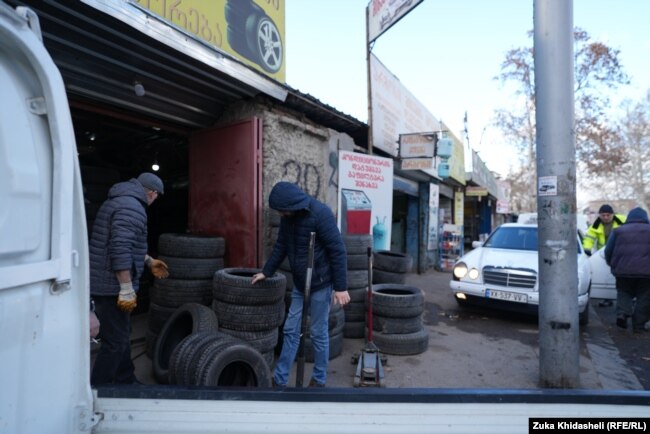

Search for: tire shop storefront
xmin=13 ymin=1 xmax=367 ymax=284
xmin=463 ymin=150 xmax=503 ymax=247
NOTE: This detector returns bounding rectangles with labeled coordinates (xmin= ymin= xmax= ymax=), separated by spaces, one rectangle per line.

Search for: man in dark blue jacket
xmin=605 ymin=207 xmax=650 ymax=333
xmin=252 ymin=182 xmax=349 ymax=387
xmin=90 ymin=173 xmax=169 ymax=385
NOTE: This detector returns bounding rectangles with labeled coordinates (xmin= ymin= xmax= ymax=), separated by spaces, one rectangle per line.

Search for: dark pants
xmin=90 ymin=295 xmax=136 ymax=385
xmin=616 ymin=277 xmax=650 ymax=331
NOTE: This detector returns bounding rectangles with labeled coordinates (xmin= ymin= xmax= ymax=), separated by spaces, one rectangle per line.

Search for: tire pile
xmin=372 ymin=250 xmax=413 ymax=284
xmin=151 ymin=302 xmax=272 ymax=387
xmin=146 ymin=233 xmax=226 ymax=357
xmin=370 ymin=284 xmax=429 ymax=355
xmin=212 ymin=268 xmax=286 ymax=368
xmin=342 ymin=234 xmax=373 ymax=338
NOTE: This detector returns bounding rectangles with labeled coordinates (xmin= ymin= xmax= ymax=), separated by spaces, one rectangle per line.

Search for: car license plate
xmin=485 ymin=289 xmax=528 ymax=303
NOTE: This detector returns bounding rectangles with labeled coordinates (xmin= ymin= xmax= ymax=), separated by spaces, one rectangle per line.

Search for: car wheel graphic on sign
xmin=225 ymin=0 xmax=283 ymax=73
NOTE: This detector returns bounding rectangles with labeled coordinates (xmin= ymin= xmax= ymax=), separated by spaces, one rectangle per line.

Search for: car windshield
xmin=483 ymin=226 xmax=538 ymax=251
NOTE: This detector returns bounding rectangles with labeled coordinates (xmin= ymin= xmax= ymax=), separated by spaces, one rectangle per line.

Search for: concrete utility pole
xmin=534 ymin=0 xmax=579 ymax=388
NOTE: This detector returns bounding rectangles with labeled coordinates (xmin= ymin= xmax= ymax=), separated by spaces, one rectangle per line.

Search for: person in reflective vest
xmin=583 ymin=204 xmax=626 ymax=254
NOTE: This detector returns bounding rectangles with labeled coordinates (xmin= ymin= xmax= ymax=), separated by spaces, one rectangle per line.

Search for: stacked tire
xmin=146 ymin=233 xmax=226 ymax=357
xmin=372 ymin=251 xmax=413 ymax=284
xmin=342 ymin=234 xmax=372 ymax=338
xmin=370 ymin=284 xmax=429 ymax=355
xmin=151 ymin=303 xmax=219 ymax=384
xmin=300 ymin=299 xmax=345 ymax=363
xmin=168 ymin=330 xmax=272 ymax=387
xmin=212 ymin=268 xmax=286 ymax=368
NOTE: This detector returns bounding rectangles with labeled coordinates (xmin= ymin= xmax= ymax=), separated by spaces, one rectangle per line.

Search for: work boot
xmin=308 ymin=378 xmax=325 ymax=388
xmin=271 ymin=378 xmax=286 ymax=389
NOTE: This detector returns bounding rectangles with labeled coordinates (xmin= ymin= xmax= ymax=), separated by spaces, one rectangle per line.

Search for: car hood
xmin=462 ymin=247 xmax=538 ymax=271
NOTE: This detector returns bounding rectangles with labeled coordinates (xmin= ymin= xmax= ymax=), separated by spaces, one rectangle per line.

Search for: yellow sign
xmin=136 ymin=0 xmax=285 ymax=82
xmin=465 ymin=186 xmax=488 ymax=197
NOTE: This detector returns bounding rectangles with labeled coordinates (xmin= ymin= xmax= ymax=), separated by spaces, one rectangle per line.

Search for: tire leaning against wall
xmin=152 ymin=303 xmax=219 ymax=384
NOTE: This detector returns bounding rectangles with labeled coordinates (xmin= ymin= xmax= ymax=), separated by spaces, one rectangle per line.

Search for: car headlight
xmin=468 ymin=268 xmax=480 ymax=280
xmin=453 ymin=262 xmax=468 ymax=279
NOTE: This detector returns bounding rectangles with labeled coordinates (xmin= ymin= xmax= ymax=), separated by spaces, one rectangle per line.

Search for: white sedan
xmin=449 ymin=223 xmax=591 ymax=325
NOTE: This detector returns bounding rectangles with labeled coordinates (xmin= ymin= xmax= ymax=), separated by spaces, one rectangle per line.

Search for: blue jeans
xmin=274 ymin=285 xmax=332 ymax=386
xmin=90 ymin=295 xmax=136 ymax=385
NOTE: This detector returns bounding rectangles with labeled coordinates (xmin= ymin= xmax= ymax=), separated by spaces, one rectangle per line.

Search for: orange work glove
xmin=149 ymin=258 xmax=169 ymax=279
xmin=116 ymin=282 xmax=137 ymax=313
xmin=145 ymin=255 xmax=169 ymax=279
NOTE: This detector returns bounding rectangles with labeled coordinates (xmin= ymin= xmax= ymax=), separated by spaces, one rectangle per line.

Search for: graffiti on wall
xmin=282 ymin=160 xmax=322 ymax=198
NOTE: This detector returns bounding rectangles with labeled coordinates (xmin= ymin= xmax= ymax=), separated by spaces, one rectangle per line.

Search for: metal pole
xmin=534 ymin=0 xmax=579 ymax=388
xmin=366 ymin=5 xmax=373 ymax=155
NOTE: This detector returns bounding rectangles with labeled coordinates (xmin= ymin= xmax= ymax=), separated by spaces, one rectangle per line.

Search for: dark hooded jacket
xmin=89 ymin=178 xmax=149 ymax=296
xmin=605 ymin=207 xmax=650 ymax=278
xmin=262 ymin=182 xmax=347 ymax=292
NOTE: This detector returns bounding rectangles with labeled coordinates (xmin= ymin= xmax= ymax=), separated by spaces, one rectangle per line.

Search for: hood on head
xmin=268 ymin=182 xmax=310 ymax=212
xmin=626 ymin=207 xmax=649 ymax=224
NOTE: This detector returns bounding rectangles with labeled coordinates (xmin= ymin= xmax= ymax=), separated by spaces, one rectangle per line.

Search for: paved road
xmin=126 ymin=269 xmax=648 ymax=390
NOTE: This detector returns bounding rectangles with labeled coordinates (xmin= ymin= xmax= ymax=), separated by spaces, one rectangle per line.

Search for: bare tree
xmin=494 ymin=29 xmax=629 ymax=212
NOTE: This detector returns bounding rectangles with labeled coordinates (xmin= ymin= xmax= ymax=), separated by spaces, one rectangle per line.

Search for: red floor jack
xmin=352 ymin=246 xmax=385 ymax=387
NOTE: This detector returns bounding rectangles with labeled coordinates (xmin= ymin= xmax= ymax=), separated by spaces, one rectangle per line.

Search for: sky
xmin=284 ymin=0 xmax=650 ymax=198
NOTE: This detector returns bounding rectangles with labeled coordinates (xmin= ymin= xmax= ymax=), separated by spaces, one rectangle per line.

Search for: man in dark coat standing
xmin=605 ymin=207 xmax=650 ymax=333
xmin=90 ymin=173 xmax=169 ymax=385
xmin=252 ymin=182 xmax=349 ymax=387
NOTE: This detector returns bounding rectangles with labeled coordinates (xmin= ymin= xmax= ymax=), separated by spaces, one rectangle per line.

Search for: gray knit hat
xmin=137 ymin=172 xmax=164 ymax=195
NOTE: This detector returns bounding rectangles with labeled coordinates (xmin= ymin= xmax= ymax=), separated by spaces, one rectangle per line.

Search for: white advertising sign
xmin=370 ymin=54 xmax=441 ymax=179
xmin=401 ymin=158 xmax=433 ymax=170
xmin=337 ymin=151 xmax=394 ymax=252
xmin=428 ymin=184 xmax=440 ymax=250
xmin=399 ymin=132 xmax=435 ymax=158
xmin=367 ymin=0 xmax=424 ymax=43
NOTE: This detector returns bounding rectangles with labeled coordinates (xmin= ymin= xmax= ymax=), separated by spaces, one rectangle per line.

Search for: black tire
xmin=158 ymin=255 xmax=225 ymax=280
xmin=169 ymin=331 xmax=225 ymax=385
xmin=343 ymin=300 xmax=366 ymax=322
xmin=372 ymin=284 xmax=424 ymax=318
xmin=347 ymin=254 xmax=370 ymax=270
xmin=219 ymin=327 xmax=279 ymax=353
xmin=347 ymin=287 xmax=367 ymax=303
xmin=304 ymin=331 xmax=344 ymax=362
xmin=343 ymin=234 xmax=372 ymax=254
xmin=373 ymin=268 xmax=407 ymax=284
xmin=158 ymin=233 xmax=226 ymax=258
xmin=152 ymin=303 xmax=219 ymax=384
xmin=372 ymin=328 xmax=429 ymax=355
xmin=195 ymin=341 xmax=272 ymax=387
xmin=343 ymin=320 xmax=365 ymax=338
xmin=213 ymin=268 xmax=285 ymax=305
xmin=347 ymin=269 xmax=369 ymax=289
xmin=147 ymin=302 xmax=177 ymax=334
xmin=371 ymin=313 xmax=423 ymax=334
xmin=151 ymin=278 xmax=212 ymax=307
xmin=214 ymin=299 xmax=285 ymax=332
xmin=373 ymin=251 xmax=413 ymax=273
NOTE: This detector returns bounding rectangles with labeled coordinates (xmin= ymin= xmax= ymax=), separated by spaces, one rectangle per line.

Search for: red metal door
xmin=188 ymin=118 xmax=262 ymax=268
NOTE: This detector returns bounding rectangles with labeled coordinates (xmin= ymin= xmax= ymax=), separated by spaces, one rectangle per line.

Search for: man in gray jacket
xmin=90 ymin=173 xmax=169 ymax=385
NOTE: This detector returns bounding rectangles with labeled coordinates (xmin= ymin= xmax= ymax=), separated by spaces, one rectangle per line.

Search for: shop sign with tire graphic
xmin=225 ymin=0 xmax=283 ymax=73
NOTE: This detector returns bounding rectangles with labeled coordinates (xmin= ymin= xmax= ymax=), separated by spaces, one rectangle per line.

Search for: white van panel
xmin=0 ymin=4 xmax=92 ymax=433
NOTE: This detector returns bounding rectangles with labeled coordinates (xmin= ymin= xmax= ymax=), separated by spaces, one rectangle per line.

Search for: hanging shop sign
xmin=465 ymin=186 xmax=488 ymax=197
xmin=496 ymin=200 xmax=510 ymax=214
xmin=134 ymin=0 xmax=286 ymax=82
xmin=401 ymin=158 xmax=433 ymax=170
xmin=367 ymin=0 xmax=424 ymax=43
xmin=399 ymin=132 xmax=435 ymax=158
